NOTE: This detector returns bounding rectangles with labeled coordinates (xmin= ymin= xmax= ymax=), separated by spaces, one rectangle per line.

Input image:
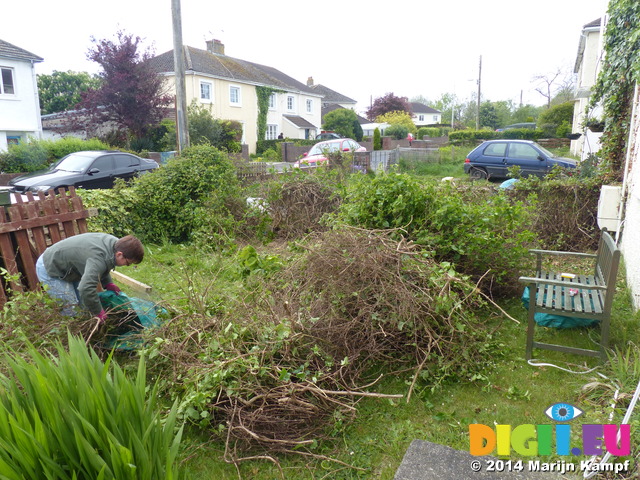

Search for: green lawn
xmin=115 ymin=243 xmax=639 ymax=479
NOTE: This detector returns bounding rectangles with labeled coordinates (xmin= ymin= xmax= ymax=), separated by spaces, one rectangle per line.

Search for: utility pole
xmin=172 ymin=0 xmax=189 ymax=152
xmin=476 ymin=55 xmax=482 ymax=130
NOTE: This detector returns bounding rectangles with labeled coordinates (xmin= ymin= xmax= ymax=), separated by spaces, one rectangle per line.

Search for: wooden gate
xmin=0 ymin=187 xmax=96 ymax=304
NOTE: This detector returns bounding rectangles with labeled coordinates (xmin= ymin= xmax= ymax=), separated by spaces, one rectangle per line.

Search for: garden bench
xmin=518 ymin=229 xmax=620 ymax=362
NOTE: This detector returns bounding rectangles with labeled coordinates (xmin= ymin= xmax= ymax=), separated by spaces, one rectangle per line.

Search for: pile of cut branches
xmin=266 ymin=178 xmax=340 ymax=238
xmin=141 ymin=228 xmax=499 ymax=468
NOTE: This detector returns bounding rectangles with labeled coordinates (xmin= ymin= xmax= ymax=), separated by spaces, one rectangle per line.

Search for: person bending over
xmin=36 ymin=233 xmax=144 ymax=320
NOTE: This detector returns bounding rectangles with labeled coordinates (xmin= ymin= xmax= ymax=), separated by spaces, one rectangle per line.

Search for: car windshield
xmin=53 ymin=153 xmax=96 ymax=172
xmin=536 ymin=144 xmax=556 ymax=158
xmin=307 ymin=142 xmax=340 ymax=156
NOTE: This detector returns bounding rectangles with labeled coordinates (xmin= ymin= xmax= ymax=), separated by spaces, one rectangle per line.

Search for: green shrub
xmin=0 ymin=335 xmax=183 ymax=479
xmin=373 ymin=127 xmax=382 ymax=151
xmin=537 ymin=101 xmax=574 ymax=137
xmin=336 ymin=172 xmax=435 ymax=233
xmin=417 ymin=126 xmax=451 ymax=138
xmin=256 ymin=139 xmax=281 ymax=155
xmin=334 ymin=174 xmax=535 ymax=295
xmin=130 ymin=145 xmax=241 ymax=244
xmin=82 ymin=145 xmax=243 ymax=245
xmin=448 ymin=129 xmax=498 ymax=143
xmin=500 ymin=128 xmax=543 ymax=140
xmin=556 ymin=120 xmax=572 ymax=138
xmin=0 ymin=137 xmax=112 ymax=173
xmin=385 ymin=124 xmax=410 ymax=140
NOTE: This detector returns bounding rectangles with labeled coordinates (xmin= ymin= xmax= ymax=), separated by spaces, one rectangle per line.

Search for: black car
xmin=463 ymin=140 xmax=577 ymax=179
xmin=9 ymin=150 xmax=159 ymax=193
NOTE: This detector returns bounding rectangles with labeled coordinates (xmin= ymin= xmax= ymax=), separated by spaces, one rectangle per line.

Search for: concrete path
xmin=394 ymin=440 xmax=573 ymax=480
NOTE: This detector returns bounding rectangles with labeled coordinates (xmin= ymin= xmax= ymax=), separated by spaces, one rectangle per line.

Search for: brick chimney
xmin=307 ymin=76 xmax=314 ymax=86
xmin=206 ymin=39 xmax=225 ymax=55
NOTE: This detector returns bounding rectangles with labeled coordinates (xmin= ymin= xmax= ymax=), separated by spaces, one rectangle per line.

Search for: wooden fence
xmin=0 ymin=187 xmax=96 ymax=304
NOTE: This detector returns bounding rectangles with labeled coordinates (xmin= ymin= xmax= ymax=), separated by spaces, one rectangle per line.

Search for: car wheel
xmin=469 ymin=167 xmax=488 ymax=180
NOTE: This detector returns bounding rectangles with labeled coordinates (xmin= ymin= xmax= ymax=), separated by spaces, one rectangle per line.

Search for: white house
xmin=0 ymin=39 xmax=43 ymax=152
xmin=571 ymin=18 xmax=604 ymax=159
xmin=147 ymin=40 xmax=325 ymax=154
xmin=410 ymin=102 xmax=442 ymax=127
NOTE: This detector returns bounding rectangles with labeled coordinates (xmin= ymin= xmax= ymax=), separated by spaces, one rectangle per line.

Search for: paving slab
xmin=394 ymin=440 xmax=575 ymax=480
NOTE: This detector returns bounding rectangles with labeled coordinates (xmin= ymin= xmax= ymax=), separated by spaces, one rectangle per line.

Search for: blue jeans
xmin=36 ymin=255 xmax=80 ymax=316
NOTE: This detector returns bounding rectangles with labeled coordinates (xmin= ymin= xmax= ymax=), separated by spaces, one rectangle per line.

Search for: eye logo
xmin=545 ymin=402 xmax=583 ymax=422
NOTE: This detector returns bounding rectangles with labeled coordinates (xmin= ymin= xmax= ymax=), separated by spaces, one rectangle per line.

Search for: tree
xmin=365 ymin=93 xmax=410 ymax=121
xmin=160 ymin=102 xmax=242 ymax=152
xmin=375 ymin=110 xmax=416 ymax=134
xmin=536 ymin=101 xmax=574 ymax=137
xmin=532 ymin=67 xmax=573 ymax=108
xmin=479 ymin=102 xmax=499 ymax=130
xmin=373 ymin=128 xmax=382 ymax=150
xmin=75 ymin=31 xmax=173 ymax=142
xmin=37 ymin=71 xmax=101 ymax=115
xmin=432 ymin=93 xmax=460 ymax=126
xmin=322 ymin=108 xmax=360 ymax=139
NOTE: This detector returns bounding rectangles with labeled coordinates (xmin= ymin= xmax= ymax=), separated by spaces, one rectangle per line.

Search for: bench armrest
xmin=529 ymin=249 xmax=597 ymax=259
xmin=518 ymin=276 xmax=607 ymax=290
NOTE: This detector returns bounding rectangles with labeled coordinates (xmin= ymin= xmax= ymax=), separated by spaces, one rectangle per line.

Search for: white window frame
xmin=266 ymin=124 xmax=278 ymax=140
xmin=0 ymin=67 xmax=15 ymax=95
xmin=199 ymin=80 xmax=213 ymax=103
xmin=306 ymin=99 xmax=313 ymax=113
xmin=269 ymin=93 xmax=276 ymax=109
xmin=287 ymin=95 xmax=295 ymax=111
xmin=433 ymin=115 xmax=438 ymax=122
xmin=229 ymin=85 xmax=241 ymax=106
xmin=418 ymin=114 xmax=425 ymax=122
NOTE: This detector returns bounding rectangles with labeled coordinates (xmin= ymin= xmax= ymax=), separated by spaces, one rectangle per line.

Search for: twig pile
xmin=268 ymin=179 xmax=340 ymax=238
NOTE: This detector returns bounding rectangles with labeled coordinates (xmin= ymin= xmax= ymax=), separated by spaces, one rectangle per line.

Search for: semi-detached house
xmin=147 ymin=40 xmax=324 ymax=154
xmin=0 ymin=39 xmax=43 ymax=153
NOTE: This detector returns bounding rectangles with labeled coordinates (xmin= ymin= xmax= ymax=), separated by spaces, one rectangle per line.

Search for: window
xmin=306 ymin=99 xmax=313 ymax=113
xmin=269 ymin=93 xmax=276 ymax=109
xmin=433 ymin=115 xmax=438 ymax=122
xmin=7 ymin=136 xmax=20 ymax=146
xmin=266 ymin=124 xmax=278 ymax=140
xmin=115 ymin=154 xmax=139 ymax=168
xmin=91 ymin=155 xmax=114 ymax=172
xmin=230 ymin=85 xmax=241 ymax=105
xmin=508 ymin=143 xmax=538 ymax=159
xmin=418 ymin=115 xmax=425 ymax=122
xmin=287 ymin=96 xmax=294 ymax=111
xmin=200 ymin=81 xmax=212 ymax=102
xmin=484 ymin=143 xmax=507 ymax=157
xmin=1 ymin=67 xmax=15 ymax=95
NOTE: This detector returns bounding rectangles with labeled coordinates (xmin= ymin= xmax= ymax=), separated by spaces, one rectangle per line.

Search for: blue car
xmin=463 ymin=140 xmax=577 ymax=179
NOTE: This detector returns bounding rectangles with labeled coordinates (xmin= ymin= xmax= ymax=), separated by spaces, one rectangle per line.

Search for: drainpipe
xmin=31 ymin=60 xmax=43 ymax=140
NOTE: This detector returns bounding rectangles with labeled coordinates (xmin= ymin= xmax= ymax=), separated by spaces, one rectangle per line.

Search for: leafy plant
xmin=0 ymin=335 xmax=183 ymax=479
xmin=0 ymin=137 xmax=113 ymax=173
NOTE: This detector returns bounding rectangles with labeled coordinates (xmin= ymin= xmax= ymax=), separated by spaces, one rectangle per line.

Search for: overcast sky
xmin=5 ymin=0 xmax=607 ymax=115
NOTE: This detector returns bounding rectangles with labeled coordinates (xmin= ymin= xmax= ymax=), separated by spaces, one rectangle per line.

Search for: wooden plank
xmin=7 ymin=205 xmax=38 ymax=289
xmin=54 ymin=189 xmax=77 ymax=238
xmin=0 ymin=208 xmax=22 ymax=293
xmin=110 ymin=270 xmax=153 ymax=293
xmin=0 ymin=209 xmax=94 ymax=234
xmin=23 ymin=202 xmax=48 ymax=254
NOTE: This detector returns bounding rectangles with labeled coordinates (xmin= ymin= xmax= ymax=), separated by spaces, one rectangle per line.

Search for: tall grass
xmin=0 ymin=335 xmax=183 ymax=479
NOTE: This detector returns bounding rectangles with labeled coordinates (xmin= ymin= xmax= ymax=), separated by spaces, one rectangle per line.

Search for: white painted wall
xmin=620 ymin=85 xmax=640 ymax=309
xmin=0 ymin=58 xmax=42 ymax=152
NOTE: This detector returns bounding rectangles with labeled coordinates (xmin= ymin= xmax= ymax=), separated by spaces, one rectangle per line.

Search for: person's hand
xmin=105 ymin=283 xmax=121 ymax=295
xmin=96 ymin=309 xmax=108 ymax=323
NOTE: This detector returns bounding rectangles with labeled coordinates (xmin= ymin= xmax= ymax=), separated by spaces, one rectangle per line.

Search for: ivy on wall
xmin=256 ymin=86 xmax=284 ymax=142
xmin=590 ymin=0 xmax=640 ymax=174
